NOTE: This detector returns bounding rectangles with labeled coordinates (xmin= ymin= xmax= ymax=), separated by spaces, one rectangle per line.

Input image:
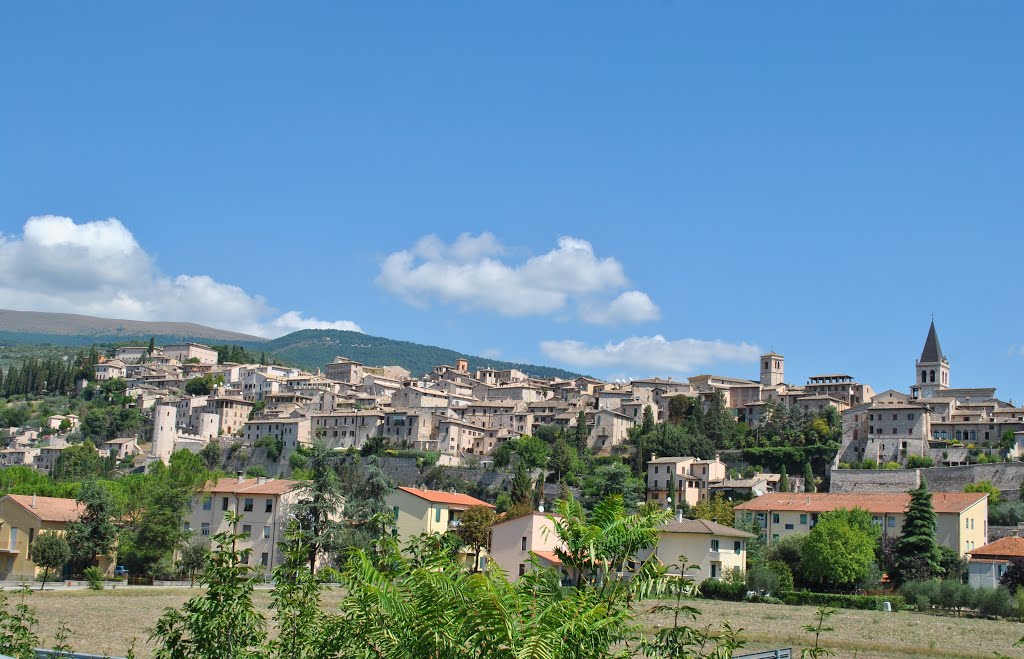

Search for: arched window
xmin=929 ymin=370 xmax=935 ymax=383
xmin=922 ymin=370 xmax=927 ymax=383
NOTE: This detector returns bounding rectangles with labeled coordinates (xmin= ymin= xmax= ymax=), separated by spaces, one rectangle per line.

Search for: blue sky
xmin=1 ymin=2 xmax=1022 ymax=399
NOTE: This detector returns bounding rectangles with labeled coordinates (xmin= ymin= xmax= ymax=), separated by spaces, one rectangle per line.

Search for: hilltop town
xmin=0 ymin=322 xmax=1022 ymax=657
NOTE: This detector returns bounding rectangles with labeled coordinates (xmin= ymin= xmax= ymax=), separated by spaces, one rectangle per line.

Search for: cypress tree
xmin=574 ymin=410 xmax=589 ymax=455
xmin=511 ymin=461 xmax=532 ymax=506
xmin=641 ymin=405 xmax=655 ymax=435
xmin=778 ymin=464 xmax=790 ymax=493
xmin=803 ymin=462 xmax=816 ymax=492
xmin=891 ymin=480 xmax=944 ymax=586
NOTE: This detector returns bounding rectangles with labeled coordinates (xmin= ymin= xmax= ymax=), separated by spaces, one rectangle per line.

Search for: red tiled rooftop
xmin=734 ymin=492 xmax=987 ymax=515
xmin=201 ymin=477 xmax=302 ymax=495
xmin=397 ymin=486 xmax=494 ymax=509
xmin=969 ymin=535 xmax=1024 ymax=559
xmin=5 ymin=495 xmax=83 ymax=523
xmin=531 ymin=550 xmax=562 ymax=565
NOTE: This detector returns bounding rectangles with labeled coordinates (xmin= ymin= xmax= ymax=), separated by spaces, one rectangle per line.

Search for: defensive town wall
xmin=829 ymin=462 xmax=1024 ymax=499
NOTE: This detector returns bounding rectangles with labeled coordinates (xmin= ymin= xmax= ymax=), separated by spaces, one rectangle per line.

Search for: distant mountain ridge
xmin=260 ymin=329 xmax=583 ymax=380
xmin=0 ymin=310 xmax=582 ymax=380
xmin=0 ymin=309 xmax=266 ymax=344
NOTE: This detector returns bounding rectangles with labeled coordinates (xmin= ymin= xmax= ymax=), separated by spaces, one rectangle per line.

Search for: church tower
xmin=760 ymin=352 xmax=784 ymax=386
xmin=913 ymin=320 xmax=949 ymax=398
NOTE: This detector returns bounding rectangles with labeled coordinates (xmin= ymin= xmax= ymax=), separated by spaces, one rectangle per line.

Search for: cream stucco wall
xmin=655 ymin=531 xmax=748 ymax=581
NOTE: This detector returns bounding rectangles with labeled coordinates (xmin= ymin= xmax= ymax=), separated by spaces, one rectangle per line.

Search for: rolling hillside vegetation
xmin=0 ymin=311 xmax=581 ymax=380
xmin=260 ymin=329 xmax=582 ymax=380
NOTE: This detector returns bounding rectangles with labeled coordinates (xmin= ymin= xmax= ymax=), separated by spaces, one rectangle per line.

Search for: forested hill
xmin=261 ymin=329 xmax=582 ymax=380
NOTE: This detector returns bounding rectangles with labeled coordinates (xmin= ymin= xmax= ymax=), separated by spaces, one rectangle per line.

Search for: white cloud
xmin=540 ymin=335 xmax=761 ymax=374
xmin=478 ymin=347 xmax=503 ymax=359
xmin=376 ymin=233 xmax=658 ymax=323
xmin=0 ymin=215 xmax=362 ymax=338
xmin=580 ymin=290 xmax=661 ymax=325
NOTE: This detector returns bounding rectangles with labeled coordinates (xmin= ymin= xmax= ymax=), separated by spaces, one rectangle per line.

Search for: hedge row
xmin=778 ymin=591 xmax=905 ymax=611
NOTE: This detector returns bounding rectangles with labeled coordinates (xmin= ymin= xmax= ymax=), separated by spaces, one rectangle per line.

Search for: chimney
xmin=257 ymin=476 xmax=268 ymax=485
xmin=31 ymin=494 xmax=36 ymax=509
xmin=236 ymin=470 xmax=244 ymax=484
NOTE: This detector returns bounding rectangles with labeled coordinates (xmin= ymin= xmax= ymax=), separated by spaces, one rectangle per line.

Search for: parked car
xmin=114 ymin=566 xmax=128 ymax=577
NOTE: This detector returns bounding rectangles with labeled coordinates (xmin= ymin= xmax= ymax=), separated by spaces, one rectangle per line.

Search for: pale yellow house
xmin=734 ymin=491 xmax=988 ymax=556
xmin=386 ymin=486 xmax=494 ymax=568
xmin=189 ymin=476 xmax=304 ymax=574
xmin=652 ymin=517 xmax=754 ymax=581
xmin=490 ymin=512 xmax=569 ymax=582
xmin=0 ymin=494 xmax=112 ymax=580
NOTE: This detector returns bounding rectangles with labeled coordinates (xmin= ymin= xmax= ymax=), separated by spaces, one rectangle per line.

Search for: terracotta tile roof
xmin=733 ymin=492 xmax=987 ymax=515
xmin=660 ymin=518 xmax=754 ymax=539
xmin=969 ymin=536 xmax=1024 ymax=560
xmin=531 ymin=550 xmax=562 ymax=565
xmin=201 ymin=477 xmax=302 ymax=495
xmin=396 ymin=486 xmax=494 ymax=509
xmin=5 ymin=495 xmax=83 ymax=523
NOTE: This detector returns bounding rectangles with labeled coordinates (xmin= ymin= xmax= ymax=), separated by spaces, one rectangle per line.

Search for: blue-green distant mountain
xmin=0 ymin=309 xmax=265 ymax=346
xmin=260 ymin=329 xmax=582 ymax=380
xmin=0 ymin=310 xmax=582 ymax=380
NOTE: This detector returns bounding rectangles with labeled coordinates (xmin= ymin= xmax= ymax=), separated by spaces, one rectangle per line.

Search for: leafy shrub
xmin=699 ymin=577 xmax=747 ymax=601
xmin=905 ymin=455 xmax=934 ymax=469
xmin=976 ymin=587 xmax=1015 ymax=618
xmin=288 ymin=451 xmax=309 ymax=470
xmin=900 ymin=579 xmax=940 ymax=610
xmin=777 ymin=591 xmax=904 ymax=611
xmin=746 ymin=565 xmax=779 ymax=594
xmin=882 ymin=461 xmax=901 ymax=470
xmin=83 ymin=566 xmax=104 ymax=591
xmin=937 ymin=578 xmax=975 ymax=615
xmin=245 ymin=465 xmax=268 ymax=478
xmin=764 ymin=560 xmax=795 ymax=592
xmin=254 ymin=435 xmax=284 ymax=461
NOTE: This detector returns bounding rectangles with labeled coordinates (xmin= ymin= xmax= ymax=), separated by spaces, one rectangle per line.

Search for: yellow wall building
xmin=734 ymin=491 xmax=987 ymax=556
xmin=653 ymin=517 xmax=754 ymax=581
xmin=0 ymin=494 xmax=113 ymax=580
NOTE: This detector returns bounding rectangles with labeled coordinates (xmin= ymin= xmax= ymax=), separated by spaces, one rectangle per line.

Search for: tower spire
xmin=919 ymin=320 xmax=944 ymax=364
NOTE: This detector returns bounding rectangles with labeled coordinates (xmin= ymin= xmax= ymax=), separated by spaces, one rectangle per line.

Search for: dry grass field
xmin=10 ymin=587 xmax=1024 ymax=658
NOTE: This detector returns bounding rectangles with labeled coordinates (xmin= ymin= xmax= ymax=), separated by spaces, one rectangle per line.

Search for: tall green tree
xmin=641 ymin=405 xmax=655 ymax=436
xmin=456 ymin=505 xmax=496 ymax=572
xmin=29 ymin=531 xmax=70 ymax=590
xmin=510 ymin=461 xmax=532 ymax=506
xmin=291 ymin=441 xmax=344 ymax=572
xmin=891 ymin=480 xmax=944 ymax=586
xmin=52 ymin=441 xmax=103 ymax=481
xmin=574 ymin=410 xmax=589 ymax=455
xmin=549 ymin=438 xmax=578 ymax=483
xmin=178 ymin=537 xmax=209 ymax=588
xmin=804 ymin=462 xmax=816 ymax=493
xmin=779 ymin=464 xmax=790 ymax=493
xmin=65 ymin=481 xmax=119 ymax=573
xmin=801 ymin=508 xmax=879 ymax=590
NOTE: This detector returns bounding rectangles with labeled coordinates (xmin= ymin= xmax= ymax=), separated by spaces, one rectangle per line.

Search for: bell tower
xmin=913 ymin=320 xmax=949 ymax=398
xmin=760 ymin=352 xmax=784 ymax=387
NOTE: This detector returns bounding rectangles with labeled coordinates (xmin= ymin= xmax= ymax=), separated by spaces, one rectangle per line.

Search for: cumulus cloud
xmin=0 ymin=216 xmax=362 ymax=338
xmin=540 ymin=335 xmax=761 ymax=374
xmin=580 ymin=291 xmax=661 ymax=325
xmin=376 ymin=233 xmax=659 ymax=323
